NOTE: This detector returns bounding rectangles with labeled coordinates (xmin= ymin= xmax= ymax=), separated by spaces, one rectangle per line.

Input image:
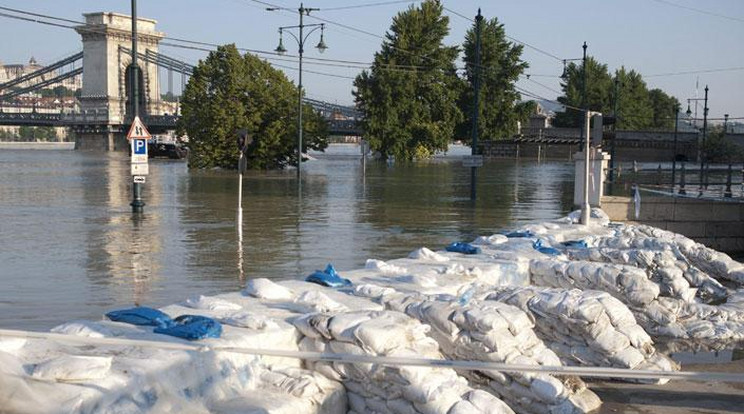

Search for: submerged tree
xmin=178 ymin=44 xmax=327 ymax=170
xmin=458 ymin=14 xmax=528 ymax=142
xmin=354 ymin=0 xmax=462 ymax=160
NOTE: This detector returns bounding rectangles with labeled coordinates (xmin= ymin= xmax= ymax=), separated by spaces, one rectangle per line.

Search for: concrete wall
xmin=602 ymin=195 xmax=744 ymax=254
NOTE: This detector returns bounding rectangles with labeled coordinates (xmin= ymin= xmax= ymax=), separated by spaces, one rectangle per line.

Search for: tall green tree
xmin=458 ymin=15 xmax=528 ymax=141
xmin=354 ymin=0 xmax=462 ymax=160
xmin=648 ymin=88 xmax=681 ymax=129
xmin=553 ymin=57 xmax=613 ymax=128
xmin=613 ymin=68 xmax=654 ymax=130
xmin=178 ymin=44 xmax=327 ymax=170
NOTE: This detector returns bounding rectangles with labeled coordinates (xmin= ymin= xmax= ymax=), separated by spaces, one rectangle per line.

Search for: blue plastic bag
xmin=305 ymin=264 xmax=352 ymax=288
xmin=561 ymin=240 xmax=588 ymax=249
xmin=532 ymin=239 xmax=562 ymax=256
xmin=154 ymin=315 xmax=222 ymax=340
xmin=106 ymin=307 xmax=174 ymax=329
xmin=445 ymin=242 xmax=481 ymax=255
xmin=504 ymin=230 xmax=534 ymax=238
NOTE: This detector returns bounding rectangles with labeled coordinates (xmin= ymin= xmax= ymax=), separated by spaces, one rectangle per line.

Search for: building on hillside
xmin=0 ymin=57 xmax=82 ymax=92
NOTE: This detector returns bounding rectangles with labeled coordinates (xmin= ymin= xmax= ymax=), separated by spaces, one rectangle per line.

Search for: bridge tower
xmin=74 ymin=12 xmax=164 ymax=150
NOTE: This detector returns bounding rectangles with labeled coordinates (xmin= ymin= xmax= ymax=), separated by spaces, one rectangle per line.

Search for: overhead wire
xmin=648 ymin=0 xmax=744 ymax=24
xmin=322 ymin=1 xmax=419 ymax=11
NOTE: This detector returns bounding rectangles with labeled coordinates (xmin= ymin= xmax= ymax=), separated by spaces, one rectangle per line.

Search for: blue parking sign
xmin=133 ymin=139 xmax=147 ymax=155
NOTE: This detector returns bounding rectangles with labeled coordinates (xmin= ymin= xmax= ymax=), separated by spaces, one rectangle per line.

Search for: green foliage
xmin=458 ymin=15 xmax=528 ymax=142
xmin=178 ymin=44 xmax=328 ymax=170
xmin=18 ymin=126 xmax=56 ymax=141
xmin=614 ymin=68 xmax=653 ymax=130
xmin=38 ymin=86 xmax=77 ymax=98
xmin=648 ymin=88 xmax=680 ymax=129
xmin=555 ymin=58 xmax=681 ymax=131
xmin=354 ymin=0 xmax=462 ymax=160
xmin=703 ymin=129 xmax=744 ymax=163
xmin=161 ymin=92 xmax=178 ymax=102
xmin=553 ymin=57 xmax=612 ymax=128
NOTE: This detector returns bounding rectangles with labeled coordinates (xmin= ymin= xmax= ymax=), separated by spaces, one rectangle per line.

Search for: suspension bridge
xmin=0 ymin=12 xmax=362 ymax=150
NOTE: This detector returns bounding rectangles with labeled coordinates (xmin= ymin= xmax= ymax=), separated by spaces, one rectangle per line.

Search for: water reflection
xmin=0 ymin=145 xmax=575 ymax=330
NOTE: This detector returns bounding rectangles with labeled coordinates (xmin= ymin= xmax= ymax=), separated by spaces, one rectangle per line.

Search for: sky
xmin=1 ymin=0 xmax=742 ymax=122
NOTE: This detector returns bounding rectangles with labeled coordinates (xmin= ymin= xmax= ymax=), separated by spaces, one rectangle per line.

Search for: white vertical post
xmin=580 ymin=110 xmax=591 ymax=225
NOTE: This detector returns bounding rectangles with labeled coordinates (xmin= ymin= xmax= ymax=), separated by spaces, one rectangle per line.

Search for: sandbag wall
xmin=292 ymin=309 xmax=514 ymax=414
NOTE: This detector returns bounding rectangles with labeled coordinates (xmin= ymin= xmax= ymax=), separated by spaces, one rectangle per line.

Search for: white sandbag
xmin=221 ymin=311 xmax=280 ymax=330
xmin=245 ymin=278 xmax=295 ymax=300
xmin=32 ymin=355 xmax=112 ymax=382
xmin=366 ymin=259 xmax=408 ymax=275
xmin=184 ymin=295 xmax=242 ymax=312
xmin=608 ymin=346 xmax=646 ymax=369
xmin=408 ymin=247 xmax=449 ymax=262
xmin=590 ymin=328 xmax=630 ymax=354
xmin=353 ymin=284 xmax=396 ymax=299
xmin=329 ymin=312 xmax=375 ymax=344
xmin=529 ymin=374 xmax=566 ymax=404
xmin=293 ymin=313 xmax=334 ymax=339
xmin=293 ymin=290 xmax=348 ymax=314
xmin=464 ymin=389 xmax=515 ymax=414
xmin=472 ymin=234 xmax=508 ymax=246
xmin=50 ymin=321 xmax=114 ymax=338
xmin=0 ymin=337 xmax=26 ymax=353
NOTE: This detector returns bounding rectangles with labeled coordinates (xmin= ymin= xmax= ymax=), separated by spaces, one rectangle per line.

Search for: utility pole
xmin=129 ymin=0 xmax=145 ymax=213
xmin=609 ymin=77 xmax=619 ymax=183
xmin=469 ymin=9 xmax=482 ymax=201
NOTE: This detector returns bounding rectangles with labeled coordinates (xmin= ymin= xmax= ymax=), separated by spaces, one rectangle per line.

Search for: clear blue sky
xmin=1 ymin=0 xmax=742 ymax=121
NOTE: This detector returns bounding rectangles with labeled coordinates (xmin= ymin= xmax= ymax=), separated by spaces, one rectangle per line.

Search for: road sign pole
xmin=130 ymin=0 xmax=144 ymax=214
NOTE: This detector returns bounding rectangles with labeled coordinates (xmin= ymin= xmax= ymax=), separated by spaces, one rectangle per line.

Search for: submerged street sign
xmin=133 ymin=175 xmax=146 ymax=184
xmin=462 ymin=155 xmax=483 ymax=168
xmin=131 ymin=162 xmax=149 ymax=176
xmin=131 ymin=138 xmax=148 ymax=164
xmin=126 ymin=116 xmax=152 ymax=140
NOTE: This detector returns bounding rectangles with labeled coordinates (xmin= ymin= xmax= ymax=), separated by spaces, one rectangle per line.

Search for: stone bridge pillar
xmin=74 ymin=12 xmax=164 ymax=150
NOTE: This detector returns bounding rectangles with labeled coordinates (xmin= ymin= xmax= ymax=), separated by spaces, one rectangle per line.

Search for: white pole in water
xmin=237 ymin=152 xmax=245 ymax=281
xmin=580 ymin=110 xmax=592 ymax=225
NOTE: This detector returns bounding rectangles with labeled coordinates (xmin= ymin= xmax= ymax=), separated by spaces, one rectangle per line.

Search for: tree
xmin=178 ymin=44 xmax=328 ymax=170
xmin=553 ymin=57 xmax=613 ymax=128
xmin=613 ymin=68 xmax=654 ymax=130
xmin=458 ymin=15 xmax=528 ymax=142
xmin=354 ymin=0 xmax=462 ymax=160
xmin=648 ymin=88 xmax=681 ymax=129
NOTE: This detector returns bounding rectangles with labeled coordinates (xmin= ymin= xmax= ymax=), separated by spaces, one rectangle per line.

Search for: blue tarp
xmin=105 ymin=307 xmax=174 ymax=329
xmin=154 ymin=315 xmax=222 ymax=341
xmin=504 ymin=230 xmax=535 ymax=238
xmin=532 ymin=239 xmax=562 ymax=256
xmin=561 ymin=239 xmax=588 ymax=249
xmin=305 ymin=264 xmax=352 ymax=288
xmin=445 ymin=242 xmax=481 ymax=255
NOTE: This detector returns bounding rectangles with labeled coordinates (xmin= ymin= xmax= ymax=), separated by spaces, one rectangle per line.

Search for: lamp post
xmin=580 ymin=110 xmax=601 ymax=225
xmin=671 ymin=104 xmax=680 ymax=192
xmin=269 ymin=4 xmax=328 ymax=179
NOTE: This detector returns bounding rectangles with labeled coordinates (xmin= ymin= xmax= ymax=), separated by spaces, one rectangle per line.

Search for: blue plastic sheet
xmin=445 ymin=242 xmax=481 ymax=255
xmin=532 ymin=239 xmax=562 ymax=256
xmin=561 ymin=240 xmax=588 ymax=249
xmin=504 ymin=230 xmax=535 ymax=238
xmin=154 ymin=315 xmax=222 ymax=341
xmin=105 ymin=307 xmax=174 ymax=329
xmin=305 ymin=264 xmax=352 ymax=288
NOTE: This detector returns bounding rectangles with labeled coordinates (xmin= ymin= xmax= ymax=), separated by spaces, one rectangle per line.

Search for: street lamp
xmin=686 ymin=87 xmax=709 ymax=194
xmin=269 ymin=3 xmax=327 ymax=179
xmin=561 ymin=42 xmax=588 ymax=144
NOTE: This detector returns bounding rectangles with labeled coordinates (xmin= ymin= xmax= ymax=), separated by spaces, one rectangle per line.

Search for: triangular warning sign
xmin=127 ymin=116 xmax=152 ymax=140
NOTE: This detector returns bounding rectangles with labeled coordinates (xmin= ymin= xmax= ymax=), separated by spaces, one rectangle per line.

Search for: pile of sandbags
xmin=594 ymin=224 xmax=744 ymax=285
xmin=566 ymin=247 xmax=728 ymax=303
xmin=292 ymin=309 xmax=514 ymax=414
xmin=482 ymin=286 xmax=676 ymax=379
xmin=351 ymin=287 xmax=601 ymax=414
xmin=529 ymin=258 xmax=744 ymax=342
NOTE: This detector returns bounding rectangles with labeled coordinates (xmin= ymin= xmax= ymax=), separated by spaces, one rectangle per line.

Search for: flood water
xmin=0 ymin=144 xmax=575 ymax=330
